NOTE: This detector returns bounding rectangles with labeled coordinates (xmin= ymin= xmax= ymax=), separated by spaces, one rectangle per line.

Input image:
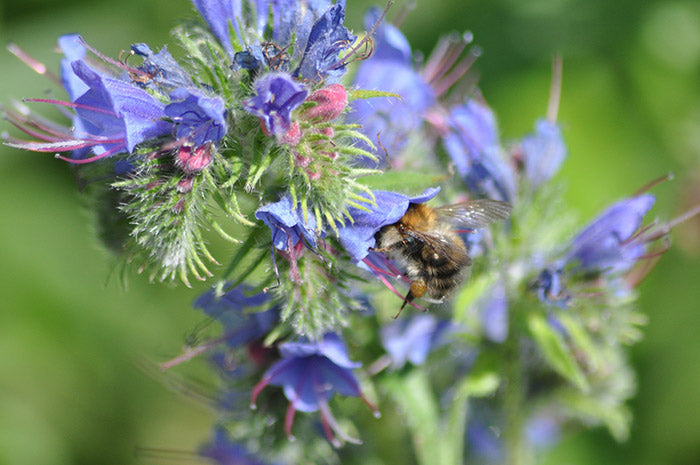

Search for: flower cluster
xmin=4 ymin=1 xmax=698 ymax=465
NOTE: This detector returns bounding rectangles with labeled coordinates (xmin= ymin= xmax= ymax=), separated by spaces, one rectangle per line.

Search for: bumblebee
xmin=374 ymin=199 xmax=512 ymax=317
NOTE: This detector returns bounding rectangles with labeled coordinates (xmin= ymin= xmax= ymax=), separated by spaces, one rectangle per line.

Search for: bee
xmin=373 ymin=198 xmax=512 ymax=318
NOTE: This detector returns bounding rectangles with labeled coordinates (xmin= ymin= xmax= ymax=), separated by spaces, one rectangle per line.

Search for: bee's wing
xmin=433 ymin=199 xmax=512 ymax=229
xmin=400 ymin=227 xmax=470 ymax=266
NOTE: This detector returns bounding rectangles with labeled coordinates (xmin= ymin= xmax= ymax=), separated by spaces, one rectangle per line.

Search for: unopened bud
xmin=301 ymin=84 xmax=347 ymax=122
xmin=177 ymin=143 xmax=213 ymax=174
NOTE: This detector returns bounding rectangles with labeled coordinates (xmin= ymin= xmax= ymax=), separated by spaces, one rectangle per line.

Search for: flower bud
xmin=301 ymin=84 xmax=347 ymax=122
xmin=177 ymin=143 xmax=213 ymax=174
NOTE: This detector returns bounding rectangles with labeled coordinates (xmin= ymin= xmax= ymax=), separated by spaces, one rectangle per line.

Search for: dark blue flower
xmin=347 ymin=8 xmax=435 ymax=160
xmin=567 ymin=194 xmax=655 ymax=274
xmin=293 ymin=2 xmax=356 ymax=82
xmin=244 ymin=73 xmax=308 ymax=136
xmin=199 ymin=427 xmax=271 ymax=465
xmin=130 ymin=43 xmax=193 ymax=90
xmin=443 ymin=99 xmax=515 ymax=202
xmin=195 ymin=284 xmax=279 ymax=348
xmin=520 ymin=119 xmax=567 ymax=189
xmin=380 ymin=314 xmax=452 ymax=369
xmin=165 ymin=87 xmax=227 ymax=145
xmin=255 ymin=196 xmax=319 ymax=251
xmin=337 ymin=187 xmax=441 ymax=263
xmin=251 ymin=333 xmax=377 ymax=445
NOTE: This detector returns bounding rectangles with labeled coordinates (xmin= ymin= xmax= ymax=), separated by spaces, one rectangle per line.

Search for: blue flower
xmin=130 ymin=43 xmax=193 ymax=90
xmin=244 ymin=73 xmax=308 ymax=137
xmin=255 ymin=197 xmax=319 ymax=251
xmin=251 ymin=333 xmax=377 ymax=446
xmin=293 ymin=2 xmax=356 ymax=82
xmin=520 ymin=119 xmax=567 ymax=189
xmin=380 ymin=314 xmax=452 ymax=369
xmin=70 ymin=61 xmax=172 ymax=155
xmin=443 ymin=99 xmax=516 ymax=202
xmin=347 ymin=8 xmax=435 ymax=160
xmin=192 ymin=0 xmax=243 ymax=57
xmin=532 ymin=266 xmax=569 ymax=307
xmin=58 ymin=34 xmax=89 ymax=101
xmin=567 ymin=194 xmax=655 ymax=274
xmin=165 ymin=87 xmax=227 ymax=146
xmin=478 ymin=282 xmax=509 ymax=343
xmin=195 ymin=284 xmax=279 ymax=348
xmin=199 ymin=427 xmax=271 ymax=465
xmin=337 ymin=187 xmax=441 ymax=263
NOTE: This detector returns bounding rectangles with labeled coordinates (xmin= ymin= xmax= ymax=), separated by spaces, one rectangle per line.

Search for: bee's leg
xmin=393 ymin=280 xmax=428 ymax=319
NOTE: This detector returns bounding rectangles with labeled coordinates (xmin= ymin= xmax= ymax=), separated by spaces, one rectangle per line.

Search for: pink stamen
xmin=432 ymin=47 xmax=481 ymax=97
xmin=547 ymin=55 xmax=563 ymax=123
xmin=250 ymin=377 xmax=271 ymax=408
xmin=361 ymin=256 xmax=396 ymax=277
xmin=427 ymin=39 xmax=467 ymax=87
xmin=422 ymin=36 xmax=454 ymax=83
xmin=319 ymin=408 xmax=337 ymax=446
xmin=7 ymin=43 xmax=61 ymax=85
xmin=375 ymin=272 xmax=425 ymax=311
xmin=455 ymin=229 xmax=476 ymax=234
xmin=24 ymin=98 xmax=118 ymax=117
xmin=284 ymin=402 xmax=297 ymax=438
xmin=56 ymin=142 xmax=126 ymax=163
xmin=6 ymin=119 xmax=64 ymax=142
xmin=159 ymin=343 xmax=213 ymax=371
xmin=78 ymin=36 xmax=147 ymax=78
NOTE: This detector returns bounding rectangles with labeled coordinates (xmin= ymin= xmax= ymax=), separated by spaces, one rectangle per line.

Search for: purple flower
xmin=478 ymin=282 xmax=509 ymax=343
xmin=443 ymin=99 xmax=516 ymax=202
xmin=567 ymin=194 xmax=656 ymax=274
xmin=380 ymin=314 xmax=452 ymax=369
xmin=244 ymin=73 xmax=308 ymax=137
xmin=520 ymin=119 xmax=567 ymax=189
xmin=336 ymin=187 xmax=441 ymax=263
xmin=255 ymin=197 xmax=319 ymax=251
xmin=195 ymin=284 xmax=278 ymax=348
xmin=251 ymin=333 xmax=377 ymax=446
xmin=130 ymin=43 xmax=193 ymax=90
xmin=347 ymin=8 xmax=435 ymax=160
xmin=165 ymin=87 xmax=227 ymax=145
xmin=199 ymin=427 xmax=271 ymax=465
xmin=293 ymin=2 xmax=356 ymax=82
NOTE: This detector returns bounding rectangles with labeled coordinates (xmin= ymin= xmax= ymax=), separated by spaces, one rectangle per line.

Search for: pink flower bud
xmin=177 ymin=143 xmax=213 ymax=174
xmin=281 ymin=122 xmax=302 ymax=146
xmin=302 ymin=84 xmax=347 ymax=122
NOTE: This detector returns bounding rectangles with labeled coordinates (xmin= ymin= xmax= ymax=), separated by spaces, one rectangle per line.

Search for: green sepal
xmin=347 ymin=89 xmax=401 ymax=101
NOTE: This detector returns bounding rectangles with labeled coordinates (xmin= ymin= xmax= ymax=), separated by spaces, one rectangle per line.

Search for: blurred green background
xmin=1 ymin=1 xmax=699 ymax=464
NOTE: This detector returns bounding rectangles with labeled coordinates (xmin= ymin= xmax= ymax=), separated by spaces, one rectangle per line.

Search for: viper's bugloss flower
xmin=195 ymin=284 xmax=279 ymax=348
xmin=348 ymin=7 xmax=435 ymax=158
xmin=567 ymin=194 xmax=656 ymax=274
xmin=443 ymin=99 xmax=515 ymax=202
xmin=165 ymin=87 xmax=227 ymax=146
xmin=478 ymin=282 xmax=509 ymax=343
xmin=337 ymin=187 xmax=440 ymax=263
xmin=293 ymin=2 xmax=356 ymax=82
xmin=520 ymin=119 xmax=567 ymax=190
xmin=199 ymin=427 xmax=271 ymax=465
xmin=533 ymin=266 xmax=568 ymax=307
xmin=251 ymin=333 xmax=377 ymax=446
xmin=244 ymin=73 xmax=308 ymax=137
xmin=58 ymin=34 xmax=88 ymax=100
xmin=191 ymin=0 xmax=245 ymax=57
xmin=380 ymin=314 xmax=452 ymax=369
xmin=255 ymin=197 xmax=320 ymax=251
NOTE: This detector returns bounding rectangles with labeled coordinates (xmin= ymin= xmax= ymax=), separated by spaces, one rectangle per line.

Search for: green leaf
xmin=527 ymin=313 xmax=589 ymax=392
